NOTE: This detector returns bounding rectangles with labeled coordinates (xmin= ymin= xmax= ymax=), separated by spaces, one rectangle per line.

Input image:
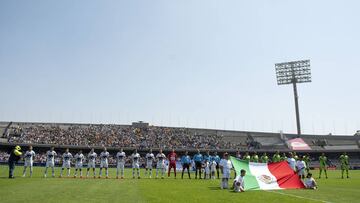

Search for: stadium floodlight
xmin=275 ymin=60 xmax=311 ymax=135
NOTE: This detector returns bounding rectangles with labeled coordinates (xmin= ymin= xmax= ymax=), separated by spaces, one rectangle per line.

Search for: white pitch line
xmin=266 ymin=190 xmax=332 ymax=203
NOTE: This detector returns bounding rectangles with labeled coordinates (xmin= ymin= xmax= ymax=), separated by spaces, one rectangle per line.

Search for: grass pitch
xmin=0 ymin=166 xmax=359 ymax=203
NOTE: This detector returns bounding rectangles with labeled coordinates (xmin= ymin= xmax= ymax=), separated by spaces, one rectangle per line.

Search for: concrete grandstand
xmin=1 ymin=121 xmax=359 ymax=169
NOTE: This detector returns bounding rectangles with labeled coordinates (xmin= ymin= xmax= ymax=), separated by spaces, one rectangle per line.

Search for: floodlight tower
xmin=275 ymin=60 xmax=311 ymax=135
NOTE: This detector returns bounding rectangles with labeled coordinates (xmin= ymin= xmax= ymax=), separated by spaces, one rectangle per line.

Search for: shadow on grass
xmin=208 ymin=187 xmax=245 ymax=193
xmin=208 ymin=186 xmax=222 ymax=190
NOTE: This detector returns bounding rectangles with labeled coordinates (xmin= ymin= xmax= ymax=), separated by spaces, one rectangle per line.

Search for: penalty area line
xmin=265 ymin=190 xmax=332 ymax=203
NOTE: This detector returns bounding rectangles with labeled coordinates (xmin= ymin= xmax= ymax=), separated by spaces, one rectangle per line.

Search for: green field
xmin=0 ymin=166 xmax=359 ymax=203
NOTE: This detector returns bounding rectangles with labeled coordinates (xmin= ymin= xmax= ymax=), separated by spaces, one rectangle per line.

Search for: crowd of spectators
xmin=7 ymin=123 xmax=242 ymax=150
xmin=1 ymin=124 xmax=23 ymax=138
xmin=0 ymin=151 xmax=9 ymax=162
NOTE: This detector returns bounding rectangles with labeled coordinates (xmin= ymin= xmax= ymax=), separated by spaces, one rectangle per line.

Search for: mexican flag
xmin=230 ymin=156 xmax=305 ymax=190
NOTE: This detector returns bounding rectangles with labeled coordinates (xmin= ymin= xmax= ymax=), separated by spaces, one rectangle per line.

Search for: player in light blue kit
xmin=193 ymin=149 xmax=203 ymax=179
xmin=181 ymin=151 xmax=192 ymax=179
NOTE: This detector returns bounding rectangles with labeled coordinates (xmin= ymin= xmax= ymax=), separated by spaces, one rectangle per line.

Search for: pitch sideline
xmin=266 ymin=190 xmax=332 ymax=203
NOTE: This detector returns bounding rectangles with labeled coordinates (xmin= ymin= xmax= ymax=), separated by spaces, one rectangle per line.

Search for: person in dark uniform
xmin=8 ymin=145 xmax=23 ymax=178
xmin=193 ymin=149 xmax=203 ymax=179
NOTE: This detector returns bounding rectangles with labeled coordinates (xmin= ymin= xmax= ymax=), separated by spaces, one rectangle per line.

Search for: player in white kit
xmin=145 ymin=149 xmax=155 ymax=178
xmin=44 ymin=146 xmax=57 ymax=178
xmin=116 ymin=148 xmax=126 ymax=179
xmin=156 ymin=149 xmax=166 ymax=179
xmin=86 ymin=148 xmax=97 ymax=178
xmin=287 ymin=153 xmax=296 ymax=171
xmin=296 ymin=156 xmax=307 ymax=179
xmin=131 ymin=149 xmax=141 ymax=179
xmin=204 ymin=160 xmax=211 ymax=179
xmin=304 ymin=173 xmax=317 ymax=189
xmin=233 ymin=169 xmax=246 ymax=192
xmin=74 ymin=150 xmax=85 ymax=178
xmin=219 ymin=153 xmax=232 ymax=189
xmin=60 ymin=148 xmax=73 ymax=177
xmin=210 ymin=160 xmax=217 ymax=179
xmin=99 ymin=147 xmax=110 ymax=178
xmin=22 ymin=145 xmax=35 ymax=177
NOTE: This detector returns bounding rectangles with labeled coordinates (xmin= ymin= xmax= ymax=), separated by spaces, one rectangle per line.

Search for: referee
xmin=181 ymin=151 xmax=191 ymax=179
xmin=193 ymin=149 xmax=203 ymax=179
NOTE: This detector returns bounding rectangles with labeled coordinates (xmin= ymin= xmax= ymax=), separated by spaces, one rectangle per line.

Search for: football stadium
xmin=0 ymin=122 xmax=359 ymax=202
xmin=1 ymin=1 xmax=360 ymax=203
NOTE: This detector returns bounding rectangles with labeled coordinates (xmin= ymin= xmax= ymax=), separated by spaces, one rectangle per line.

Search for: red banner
xmin=287 ymin=138 xmax=311 ymax=150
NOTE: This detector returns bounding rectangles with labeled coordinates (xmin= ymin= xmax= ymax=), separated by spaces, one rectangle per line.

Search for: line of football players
xmin=21 ymin=146 xmax=223 ymax=179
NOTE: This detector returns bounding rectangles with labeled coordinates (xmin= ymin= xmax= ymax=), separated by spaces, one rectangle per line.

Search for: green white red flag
xmin=230 ymin=156 xmax=305 ymax=190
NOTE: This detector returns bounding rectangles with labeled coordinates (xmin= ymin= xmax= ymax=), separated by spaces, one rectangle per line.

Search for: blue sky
xmin=0 ymin=0 xmax=359 ymax=135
